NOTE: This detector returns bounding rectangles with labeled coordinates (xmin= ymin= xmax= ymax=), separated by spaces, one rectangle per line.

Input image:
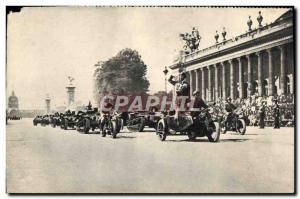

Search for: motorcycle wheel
xmin=156 ymin=119 xmax=168 ymax=141
xmin=187 ymin=131 xmax=197 ymax=141
xmin=84 ymin=118 xmax=90 ymax=134
xmin=221 ymin=122 xmax=227 ymax=134
xmin=207 ymin=122 xmax=221 ymax=142
xmin=111 ymin=120 xmax=118 ymax=139
xmin=138 ymin=118 xmax=146 ymax=132
xmin=236 ymin=119 xmax=246 ymax=135
xmin=101 ymin=128 xmax=106 ymax=137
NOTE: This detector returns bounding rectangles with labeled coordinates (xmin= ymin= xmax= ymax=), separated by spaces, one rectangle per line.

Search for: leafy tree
xmin=94 ymin=48 xmax=150 ymax=105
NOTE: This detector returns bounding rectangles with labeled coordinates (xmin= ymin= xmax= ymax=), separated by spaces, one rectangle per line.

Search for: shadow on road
xmin=219 ymin=138 xmax=251 ymax=143
xmin=164 ymin=138 xmax=251 ymax=143
xmin=166 ymin=138 xmax=211 ymax=143
xmin=115 ymin=135 xmax=137 ymax=139
xmin=139 ymin=130 xmax=156 ymax=133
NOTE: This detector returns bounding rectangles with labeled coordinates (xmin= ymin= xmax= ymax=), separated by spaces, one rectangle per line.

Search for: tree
xmin=94 ymin=48 xmax=150 ymax=106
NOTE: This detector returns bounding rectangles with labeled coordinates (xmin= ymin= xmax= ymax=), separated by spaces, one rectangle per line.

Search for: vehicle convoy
xmin=221 ymin=109 xmax=247 ymax=135
xmin=156 ymin=108 xmax=220 ymax=142
xmin=126 ymin=111 xmax=160 ymax=132
xmin=100 ymin=112 xmax=123 ymax=139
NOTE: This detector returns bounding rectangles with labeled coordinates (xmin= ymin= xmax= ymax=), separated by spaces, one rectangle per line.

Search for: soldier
xmin=168 ymin=72 xmax=190 ymax=118
xmin=273 ymin=99 xmax=280 ymax=129
xmin=224 ymin=97 xmax=237 ymax=128
xmin=100 ymin=96 xmax=115 ymax=131
xmin=190 ymin=90 xmax=208 ymax=118
xmin=258 ymin=101 xmax=266 ymax=129
xmin=86 ymin=101 xmax=93 ymax=111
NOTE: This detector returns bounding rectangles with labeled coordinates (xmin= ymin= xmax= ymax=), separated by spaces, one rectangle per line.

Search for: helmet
xmin=192 ymin=90 xmax=200 ymax=96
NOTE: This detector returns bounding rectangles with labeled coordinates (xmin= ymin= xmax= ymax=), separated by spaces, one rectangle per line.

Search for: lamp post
xmin=163 ymin=66 xmax=169 ymax=93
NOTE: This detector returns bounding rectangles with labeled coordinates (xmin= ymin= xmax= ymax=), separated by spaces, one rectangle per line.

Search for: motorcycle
xmin=100 ymin=112 xmax=123 ymax=139
xmin=221 ymin=109 xmax=246 ymax=135
xmin=156 ymin=108 xmax=220 ymax=142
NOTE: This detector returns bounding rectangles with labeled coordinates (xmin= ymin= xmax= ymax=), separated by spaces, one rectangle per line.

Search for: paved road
xmin=6 ymin=119 xmax=294 ymax=193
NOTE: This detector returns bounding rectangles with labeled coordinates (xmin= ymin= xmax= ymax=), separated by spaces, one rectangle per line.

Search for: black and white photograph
xmin=5 ymin=5 xmax=295 ymax=194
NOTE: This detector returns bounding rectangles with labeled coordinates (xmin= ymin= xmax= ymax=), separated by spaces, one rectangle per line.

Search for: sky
xmin=6 ymin=6 xmax=289 ymax=110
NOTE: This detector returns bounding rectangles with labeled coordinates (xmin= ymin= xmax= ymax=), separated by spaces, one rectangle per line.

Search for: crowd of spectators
xmin=213 ymin=94 xmax=294 ymax=127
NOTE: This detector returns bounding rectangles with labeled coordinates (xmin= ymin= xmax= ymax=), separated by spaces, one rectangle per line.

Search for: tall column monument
xmin=66 ymin=76 xmax=76 ymax=106
xmin=45 ymin=94 xmax=51 ymax=114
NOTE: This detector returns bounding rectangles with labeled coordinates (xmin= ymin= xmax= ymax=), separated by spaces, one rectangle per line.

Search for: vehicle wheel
xmin=101 ymin=123 xmax=106 ymax=137
xmin=187 ymin=131 xmax=197 ymax=141
xmin=76 ymin=121 xmax=82 ymax=132
xmin=64 ymin=120 xmax=68 ymax=130
xmin=156 ymin=119 xmax=168 ymax=141
xmin=221 ymin=122 xmax=227 ymax=134
xmin=84 ymin=119 xmax=90 ymax=134
xmin=138 ymin=118 xmax=146 ymax=132
xmin=236 ymin=119 xmax=246 ymax=135
xmin=116 ymin=118 xmax=123 ymax=133
xmin=33 ymin=122 xmax=37 ymax=126
xmin=111 ymin=120 xmax=118 ymax=139
xmin=207 ymin=122 xmax=220 ymax=142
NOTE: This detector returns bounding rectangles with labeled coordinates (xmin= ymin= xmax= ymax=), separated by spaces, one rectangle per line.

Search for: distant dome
xmin=8 ymin=91 xmax=19 ymax=109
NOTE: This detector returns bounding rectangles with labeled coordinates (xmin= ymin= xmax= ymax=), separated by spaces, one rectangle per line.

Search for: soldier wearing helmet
xmin=224 ymin=97 xmax=237 ymax=127
xmin=100 ymin=95 xmax=115 ymax=131
xmin=168 ymin=72 xmax=190 ymax=119
xmin=191 ymin=90 xmax=207 ymax=117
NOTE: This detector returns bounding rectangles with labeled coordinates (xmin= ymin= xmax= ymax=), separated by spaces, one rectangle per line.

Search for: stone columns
xmin=214 ymin=64 xmax=219 ymax=100
xmin=229 ymin=59 xmax=235 ymax=99
xmin=195 ymin=69 xmax=200 ymax=92
xmin=279 ymin=45 xmax=287 ymax=95
xmin=267 ymin=48 xmax=274 ymax=96
xmin=201 ymin=68 xmax=206 ymax=100
xmin=221 ymin=62 xmax=226 ymax=99
xmin=188 ymin=70 xmax=193 ymax=97
xmin=246 ymin=54 xmax=253 ymax=97
xmin=289 ymin=74 xmax=294 ymax=94
xmin=237 ymin=57 xmax=244 ymax=99
xmin=256 ymin=51 xmax=263 ymax=96
xmin=208 ymin=66 xmax=212 ymax=102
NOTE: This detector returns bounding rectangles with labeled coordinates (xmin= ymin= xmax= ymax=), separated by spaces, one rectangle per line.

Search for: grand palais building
xmin=169 ymin=9 xmax=294 ymax=102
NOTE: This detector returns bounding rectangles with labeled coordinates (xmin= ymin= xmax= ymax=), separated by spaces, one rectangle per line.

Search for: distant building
xmin=7 ymin=91 xmax=21 ymax=119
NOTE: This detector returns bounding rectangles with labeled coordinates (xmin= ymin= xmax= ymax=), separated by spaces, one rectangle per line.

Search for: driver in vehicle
xmin=224 ymin=97 xmax=237 ymax=127
xmin=190 ymin=90 xmax=208 ymax=117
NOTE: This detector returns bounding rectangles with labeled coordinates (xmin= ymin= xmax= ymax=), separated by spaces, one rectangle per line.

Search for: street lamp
xmin=163 ymin=66 xmax=169 ymax=93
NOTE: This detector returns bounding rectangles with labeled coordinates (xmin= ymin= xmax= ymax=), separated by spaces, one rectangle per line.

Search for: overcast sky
xmin=7 ymin=6 xmax=289 ymax=109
